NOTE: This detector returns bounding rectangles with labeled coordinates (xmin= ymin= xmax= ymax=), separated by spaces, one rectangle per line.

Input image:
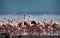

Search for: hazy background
xmin=0 ymin=0 xmax=60 ymax=15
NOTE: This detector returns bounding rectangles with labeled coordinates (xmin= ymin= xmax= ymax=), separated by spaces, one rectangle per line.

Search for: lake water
xmin=0 ymin=14 xmax=60 ymax=22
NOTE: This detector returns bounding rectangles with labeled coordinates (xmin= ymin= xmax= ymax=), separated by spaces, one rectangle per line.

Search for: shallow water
xmin=0 ymin=14 xmax=60 ymax=22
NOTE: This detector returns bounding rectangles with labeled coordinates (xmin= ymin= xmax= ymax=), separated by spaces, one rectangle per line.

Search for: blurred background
xmin=0 ymin=0 xmax=60 ymax=22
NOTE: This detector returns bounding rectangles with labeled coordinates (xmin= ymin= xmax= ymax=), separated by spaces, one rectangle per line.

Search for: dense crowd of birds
xmin=0 ymin=15 xmax=60 ymax=36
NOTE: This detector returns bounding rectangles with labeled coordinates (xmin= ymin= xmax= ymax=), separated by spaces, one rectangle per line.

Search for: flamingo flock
xmin=0 ymin=15 xmax=60 ymax=36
